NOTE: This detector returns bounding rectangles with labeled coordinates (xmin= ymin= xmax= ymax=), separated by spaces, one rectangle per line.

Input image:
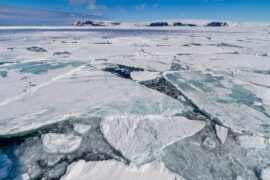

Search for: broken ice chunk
xmin=236 ymin=135 xmax=268 ymax=149
xmin=61 ymin=160 xmax=183 ymax=180
xmin=13 ymin=173 xmax=30 ymax=180
xmin=101 ymin=115 xmax=205 ymax=165
xmin=203 ymin=137 xmax=216 ymax=149
xmin=260 ymin=167 xmax=270 ymax=180
xmin=130 ymin=71 xmax=160 ymax=82
xmin=73 ymin=123 xmax=91 ymax=135
xmin=42 ymin=133 xmax=82 ymax=154
xmin=215 ymin=124 xmax=228 ymax=144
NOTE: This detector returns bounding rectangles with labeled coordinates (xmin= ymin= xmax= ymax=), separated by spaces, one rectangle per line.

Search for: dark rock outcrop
xmin=73 ymin=20 xmax=121 ymax=27
xmin=149 ymin=22 xmax=169 ymax=27
xmin=206 ymin=22 xmax=228 ymax=27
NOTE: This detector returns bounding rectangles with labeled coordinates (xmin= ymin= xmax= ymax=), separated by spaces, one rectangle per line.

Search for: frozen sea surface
xmin=0 ymin=24 xmax=270 ymax=179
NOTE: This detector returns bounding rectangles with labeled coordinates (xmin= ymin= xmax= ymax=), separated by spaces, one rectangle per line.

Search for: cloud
xmin=134 ymin=3 xmax=147 ymax=10
xmin=0 ymin=5 xmax=105 ymax=26
xmin=69 ymin=0 xmax=106 ymax=10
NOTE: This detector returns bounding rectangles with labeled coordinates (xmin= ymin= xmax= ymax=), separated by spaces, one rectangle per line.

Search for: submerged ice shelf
xmin=0 ymin=24 xmax=270 ymax=180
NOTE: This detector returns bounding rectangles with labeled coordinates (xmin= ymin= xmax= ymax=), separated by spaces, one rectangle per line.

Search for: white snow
xmin=42 ymin=133 xmax=82 ymax=154
xmin=101 ymin=115 xmax=205 ymax=164
xmin=215 ymin=125 xmax=228 ymax=144
xmin=237 ymin=135 xmax=268 ymax=149
xmin=61 ymin=160 xmax=183 ymax=180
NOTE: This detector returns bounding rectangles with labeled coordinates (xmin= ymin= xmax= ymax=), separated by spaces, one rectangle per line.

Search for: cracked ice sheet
xmin=164 ymin=71 xmax=270 ymax=136
xmin=107 ymin=55 xmax=172 ymax=72
xmin=101 ymin=115 xmax=205 ymax=165
xmin=61 ymin=160 xmax=183 ymax=180
xmin=0 ymin=62 xmax=80 ymax=104
xmin=0 ymin=66 xmax=189 ymax=137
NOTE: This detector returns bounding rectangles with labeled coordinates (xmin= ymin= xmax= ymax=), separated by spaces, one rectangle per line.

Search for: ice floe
xmin=164 ymin=71 xmax=270 ymax=136
xmin=236 ymin=135 xmax=268 ymax=149
xmin=101 ymin=115 xmax=205 ymax=164
xmin=0 ymin=67 xmax=187 ymax=137
xmin=259 ymin=167 xmax=270 ymax=180
xmin=130 ymin=71 xmax=160 ymax=82
xmin=61 ymin=160 xmax=183 ymax=180
xmin=42 ymin=133 xmax=82 ymax=154
xmin=73 ymin=123 xmax=91 ymax=135
xmin=215 ymin=124 xmax=228 ymax=144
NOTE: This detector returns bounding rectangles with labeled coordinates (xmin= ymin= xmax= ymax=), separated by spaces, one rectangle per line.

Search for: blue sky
xmin=0 ymin=0 xmax=269 ymax=25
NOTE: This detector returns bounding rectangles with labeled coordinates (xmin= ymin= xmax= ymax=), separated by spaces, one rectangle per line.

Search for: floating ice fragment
xmin=237 ymin=135 xmax=268 ymax=149
xmin=73 ymin=123 xmax=91 ymax=135
xmin=61 ymin=160 xmax=183 ymax=180
xmin=42 ymin=133 xmax=82 ymax=154
xmin=260 ymin=167 xmax=270 ymax=180
xmin=203 ymin=137 xmax=216 ymax=149
xmin=130 ymin=71 xmax=160 ymax=82
xmin=101 ymin=115 xmax=205 ymax=165
xmin=13 ymin=173 xmax=30 ymax=180
xmin=215 ymin=124 xmax=228 ymax=144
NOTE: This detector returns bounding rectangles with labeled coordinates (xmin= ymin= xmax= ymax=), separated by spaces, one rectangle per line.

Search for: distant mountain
xmin=147 ymin=21 xmax=229 ymax=27
xmin=72 ymin=20 xmax=121 ymax=27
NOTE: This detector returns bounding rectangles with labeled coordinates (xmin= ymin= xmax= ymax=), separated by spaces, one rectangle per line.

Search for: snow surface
xmin=61 ymin=160 xmax=183 ymax=180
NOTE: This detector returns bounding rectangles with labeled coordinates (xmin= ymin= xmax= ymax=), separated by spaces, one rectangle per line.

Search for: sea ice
xmin=260 ymin=167 xmax=270 ymax=180
xmin=73 ymin=123 xmax=91 ymax=135
xmin=61 ymin=160 xmax=183 ymax=180
xmin=42 ymin=133 xmax=82 ymax=154
xmin=164 ymin=71 xmax=270 ymax=136
xmin=130 ymin=71 xmax=160 ymax=82
xmin=236 ymin=135 xmax=268 ymax=149
xmin=101 ymin=115 xmax=205 ymax=164
xmin=215 ymin=124 xmax=228 ymax=144
xmin=0 ymin=67 xmax=187 ymax=137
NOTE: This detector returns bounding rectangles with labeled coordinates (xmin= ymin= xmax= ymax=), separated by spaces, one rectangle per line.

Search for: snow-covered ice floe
xmin=61 ymin=160 xmax=183 ymax=180
xmin=101 ymin=115 xmax=205 ymax=164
